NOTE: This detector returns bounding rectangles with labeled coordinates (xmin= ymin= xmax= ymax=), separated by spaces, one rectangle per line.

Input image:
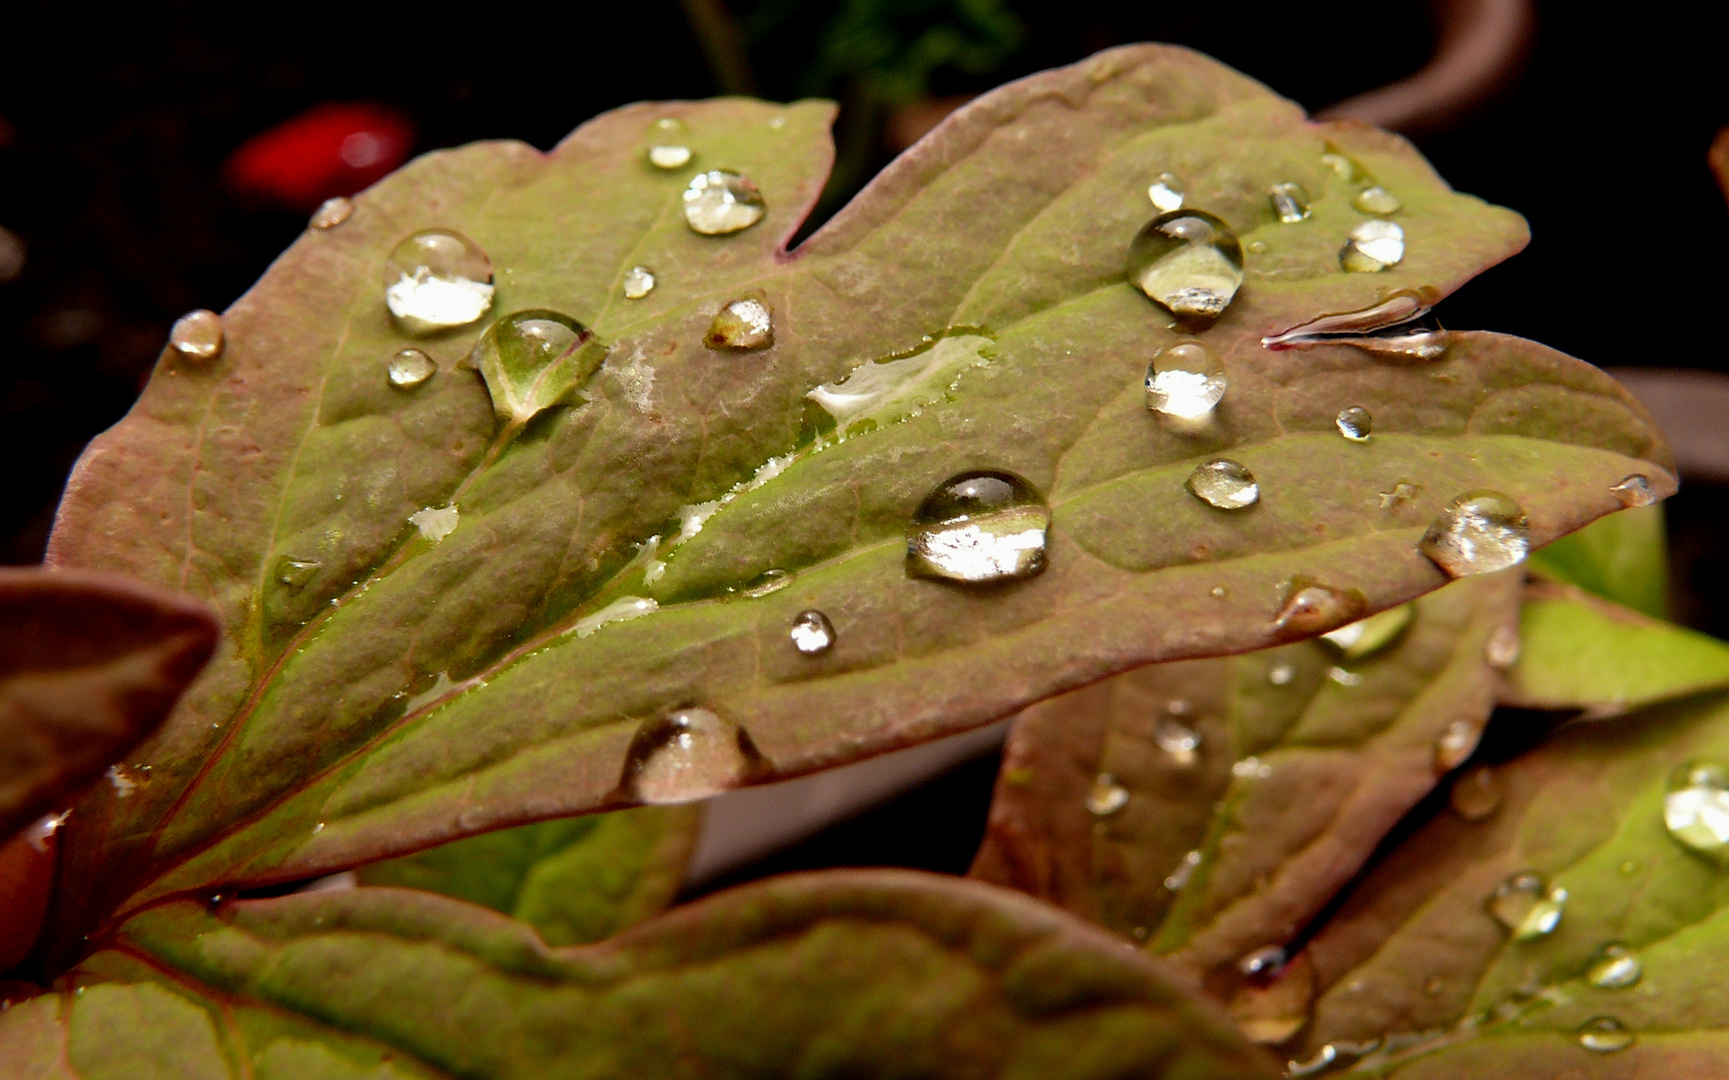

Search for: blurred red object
xmin=225 ymin=103 xmax=412 ymax=209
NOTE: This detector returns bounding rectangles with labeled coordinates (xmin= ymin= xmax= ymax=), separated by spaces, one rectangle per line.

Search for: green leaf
xmin=1292 ymin=689 xmax=1729 ymax=1077
xmin=355 ymin=804 xmax=700 ymax=946
xmin=1502 ymin=583 xmax=1729 ymax=714
xmin=1527 ymin=504 xmax=1669 ymax=618
xmin=43 ymin=45 xmax=1670 ymax=965
xmin=0 ymin=872 xmax=1280 ymax=1079
xmin=971 ymin=571 xmax=1520 ymax=1015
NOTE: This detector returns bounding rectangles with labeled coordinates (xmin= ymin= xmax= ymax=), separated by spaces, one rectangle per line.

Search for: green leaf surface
xmin=355 ymin=804 xmax=699 ymax=946
xmin=42 ymin=45 xmax=1670 ymax=964
xmin=1 ymin=871 xmax=1280 ymax=1079
xmin=1294 ymin=689 xmax=1729 ymax=1078
xmin=1502 ymin=583 xmax=1729 ymax=714
xmin=970 ymin=571 xmax=1520 ymax=1008
xmin=1527 ymin=505 xmax=1668 ymax=619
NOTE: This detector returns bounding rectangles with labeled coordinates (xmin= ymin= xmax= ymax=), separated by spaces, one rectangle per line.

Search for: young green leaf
xmin=1527 ymin=504 xmax=1668 ymax=618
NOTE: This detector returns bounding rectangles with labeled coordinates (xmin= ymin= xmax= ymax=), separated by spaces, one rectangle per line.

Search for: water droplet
xmin=683 ymin=170 xmax=767 ymax=235
xmin=571 ymin=597 xmax=657 ymax=638
xmin=1268 ymin=661 xmax=1296 ymax=686
xmin=387 ymin=347 xmax=436 ymax=389
xmin=1488 ymin=872 xmax=1566 ymax=940
xmin=1328 ymin=666 xmax=1363 ymax=686
xmin=1340 ymin=220 xmax=1406 ymax=272
xmin=457 ymin=806 xmax=487 ymax=830
xmin=1577 ymin=1016 xmax=1634 ymax=1054
xmin=1611 ymin=474 xmax=1657 ymax=507
xmin=906 ymin=470 xmax=1050 ymax=584
xmin=650 ymin=117 xmax=687 ymax=138
xmin=1186 ymin=458 xmax=1259 ymax=510
xmin=1147 ymin=173 xmax=1184 ymax=212
xmin=1588 ymin=943 xmax=1643 ymax=989
xmin=1420 ymin=491 xmax=1530 ymax=577
xmin=1086 ymin=774 xmax=1129 ymax=816
xmin=790 ymin=610 xmax=835 ymax=655
xmin=309 ymin=196 xmax=354 ymax=230
xmin=275 ymin=556 xmax=322 ymax=588
xmin=1274 ymin=578 xmax=1367 ymax=637
xmin=469 ymin=309 xmax=605 ymax=425
xmin=743 ymin=569 xmax=792 ymax=597
xmin=383 ymin=230 xmax=495 ymax=333
xmin=1335 ymin=406 xmax=1372 ymax=441
xmin=1664 ymin=760 xmax=1729 ymax=855
xmin=648 ymin=144 xmax=693 ymax=169
xmin=1320 ymin=152 xmax=1357 ymax=181
xmin=170 ymin=309 xmax=224 ymax=360
xmin=1144 ymin=341 xmax=1226 ymax=420
xmin=1233 ymin=756 xmax=1273 ymax=779
xmin=1237 ymin=945 xmax=1287 ymax=979
xmin=621 ymin=707 xmax=765 ymax=804
xmin=1165 ymin=849 xmax=1203 ymax=890
xmin=106 ymin=763 xmax=150 ymax=798
xmin=25 ymin=810 xmax=70 ymax=852
xmin=1245 ymin=239 xmax=1268 ymax=254
xmin=1434 ymin=719 xmax=1480 ymax=772
xmin=1321 ymin=603 xmax=1412 ymax=659
xmin=1450 ymin=765 xmax=1502 ymax=821
xmin=1155 ymin=718 xmax=1200 ymax=766
xmin=622 ymin=265 xmax=656 ymax=300
xmin=1287 ymin=1045 xmax=1339 ymax=1078
xmin=409 ymin=504 xmax=459 ymax=544
xmin=705 ymin=297 xmax=773 ymax=350
xmin=1268 ymin=182 xmax=1311 ymax=223
xmin=1352 ymin=186 xmax=1402 ymax=215
xmin=1127 ymin=209 xmax=1245 ymax=321
xmin=1620 ymin=859 xmax=1640 ymax=875
xmin=1379 ymin=481 xmax=1421 ymax=510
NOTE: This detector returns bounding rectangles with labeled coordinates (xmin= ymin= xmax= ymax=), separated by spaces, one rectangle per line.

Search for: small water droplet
xmin=1237 ymin=945 xmax=1287 ymax=979
xmin=622 ymin=265 xmax=656 ymax=300
xmin=683 ymin=170 xmax=767 ymax=235
xmin=1328 ymin=666 xmax=1363 ymax=686
xmin=1620 ymin=859 xmax=1640 ymax=875
xmin=1488 ymin=872 xmax=1566 ymax=940
xmin=1147 ymin=172 xmax=1184 ymax=212
xmin=906 ymin=470 xmax=1050 ymax=584
xmin=1268 ymin=661 xmax=1296 ymax=686
xmin=1434 ymin=719 xmax=1481 ymax=772
xmin=1211 ymin=585 xmax=1228 ymax=598
xmin=742 ymin=569 xmax=792 ymax=597
xmin=1274 ymin=578 xmax=1367 ymax=637
xmin=387 ymin=348 xmax=436 ymax=389
xmin=650 ymin=117 xmax=687 ymax=138
xmin=1321 ymin=602 xmax=1412 ymax=659
xmin=790 ymin=610 xmax=835 ymax=655
xmin=705 ymin=297 xmax=774 ymax=350
xmin=409 ymin=504 xmax=459 ymax=544
xmin=1340 ymin=220 xmax=1406 ymax=272
xmin=1086 ymin=773 xmax=1129 ymax=816
xmin=1127 ymin=209 xmax=1245 ymax=321
xmin=1155 ymin=717 xmax=1201 ymax=766
xmin=648 ymin=144 xmax=693 ymax=169
xmin=1352 ymin=186 xmax=1402 ymax=215
xmin=1588 ymin=943 xmax=1643 ymax=989
xmin=275 ymin=556 xmax=322 ymax=588
xmin=1233 ymin=756 xmax=1273 ymax=779
xmin=457 ymin=806 xmax=487 ymax=830
xmin=1664 ymin=760 xmax=1729 ymax=855
xmin=170 ymin=309 xmax=224 ymax=360
xmin=1610 ymin=474 xmax=1657 ymax=507
xmin=1145 ymin=341 xmax=1226 ymax=420
xmin=1379 ymin=481 xmax=1421 ymax=510
xmin=1335 ymin=406 xmax=1372 ymax=441
xmin=106 ymin=763 xmax=151 ymax=798
xmin=621 ymin=707 xmax=766 ymax=804
xmin=383 ymin=230 xmax=495 ymax=333
xmin=1420 ymin=491 xmax=1530 ymax=577
xmin=1245 ymin=239 xmax=1268 ymax=254
xmin=1320 ymin=152 xmax=1357 ymax=181
xmin=1165 ymin=849 xmax=1203 ymax=890
xmin=1484 ymin=625 xmax=1521 ymax=670
xmin=1186 ymin=458 xmax=1258 ymax=510
xmin=1269 ymin=182 xmax=1311 ymax=223
xmin=1450 ymin=765 xmax=1502 ymax=821
xmin=1577 ymin=1016 xmax=1634 ymax=1054
xmin=309 ymin=196 xmax=354 ymax=230
xmin=1287 ymin=1045 xmax=1339 ymax=1078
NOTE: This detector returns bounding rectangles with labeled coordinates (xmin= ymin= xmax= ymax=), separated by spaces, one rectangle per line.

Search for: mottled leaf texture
xmin=356 ymin=805 xmax=699 ymax=946
xmin=1293 ymin=688 xmax=1729 ymax=1078
xmin=1526 ymin=505 xmax=1668 ymax=619
xmin=971 ymin=572 xmax=1520 ymax=1002
xmin=45 ymin=45 xmax=1670 ymax=961
xmin=1 ymin=871 xmax=1279 ymax=1079
xmin=0 ymin=567 xmax=216 ymax=841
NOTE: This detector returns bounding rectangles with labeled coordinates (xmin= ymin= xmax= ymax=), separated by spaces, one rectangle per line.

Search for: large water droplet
xmin=1155 ymin=718 xmax=1201 ymax=766
xmin=683 ymin=170 xmax=767 ymax=235
xmin=1450 ymin=765 xmax=1502 ymax=821
xmin=1165 ymin=849 xmax=1203 ymax=890
xmin=1335 ymin=406 xmax=1372 ymax=441
xmin=1274 ymin=578 xmax=1367 ymax=637
xmin=1321 ymin=602 xmax=1412 ymax=659
xmin=1340 ymin=220 xmax=1406 ymax=272
xmin=1484 ymin=624 xmax=1521 ymax=670
xmin=1086 ymin=773 xmax=1129 ymax=816
xmin=170 ymin=309 xmax=224 ymax=360
xmin=1577 ymin=1016 xmax=1634 ymax=1054
xmin=705 ymin=297 xmax=774 ymax=350
xmin=1145 ymin=341 xmax=1226 ymax=420
xmin=309 ymin=196 xmax=354 ymax=230
xmin=1261 ymin=289 xmax=1442 ymax=358
xmin=1488 ymin=872 xmax=1566 ymax=940
xmin=1352 ymin=186 xmax=1402 ymax=215
xmin=1434 ymin=719 xmax=1480 ymax=772
xmin=387 ymin=348 xmax=436 ymax=389
xmin=1664 ymin=760 xmax=1729 ymax=855
xmin=1186 ymin=458 xmax=1258 ymax=510
xmin=789 ymin=610 xmax=835 ymax=655
xmin=906 ymin=470 xmax=1050 ymax=584
xmin=1588 ymin=943 xmax=1643 ymax=989
xmin=1127 ymin=209 xmax=1245 ymax=321
xmin=648 ymin=144 xmax=693 ymax=169
xmin=621 ymin=707 xmax=765 ymax=804
xmin=383 ymin=230 xmax=495 ymax=334
xmin=1420 ymin=491 xmax=1530 ymax=577
xmin=1611 ymin=474 xmax=1657 ymax=507
xmin=622 ymin=265 xmax=656 ymax=300
xmin=469 ymin=309 xmax=605 ymax=425
xmin=1268 ymin=182 xmax=1311 ymax=223
xmin=1147 ymin=173 xmax=1184 ymax=212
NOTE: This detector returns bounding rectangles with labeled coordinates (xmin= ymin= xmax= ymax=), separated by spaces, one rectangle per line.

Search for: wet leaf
xmin=1295 ymin=689 xmax=1729 ymax=1077
xmin=1503 ymin=583 xmax=1729 ymax=714
xmin=1 ymin=872 xmax=1279 ymax=1079
xmin=1527 ymin=504 xmax=1668 ymax=619
xmin=44 ymin=45 xmax=1670 ymax=962
xmin=971 ymin=572 xmax=1520 ymax=1005
xmin=355 ymin=805 xmax=699 ymax=945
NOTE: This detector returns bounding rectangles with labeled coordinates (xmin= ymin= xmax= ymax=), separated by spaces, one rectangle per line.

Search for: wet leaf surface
xmin=42 ymin=44 xmax=1669 ymax=971
xmin=1527 ymin=505 xmax=1668 ymax=619
xmin=3 ymin=871 xmax=1279 ymax=1079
